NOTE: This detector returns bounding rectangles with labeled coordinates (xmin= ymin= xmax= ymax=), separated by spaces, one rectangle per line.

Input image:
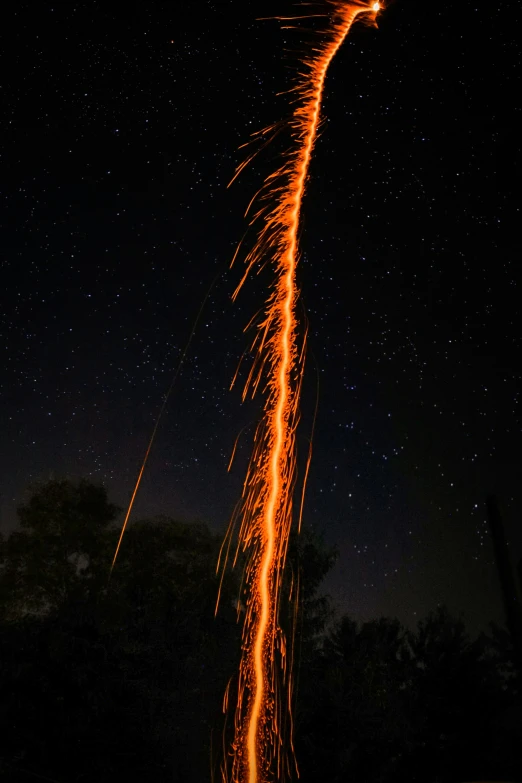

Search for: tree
xmin=0 ymin=478 xmax=120 ymax=620
xmin=295 ymin=605 xmax=522 ymax=783
xmin=399 ymin=607 xmax=521 ymax=783
xmin=0 ymin=479 xmax=240 ymax=783
xmin=287 ymin=524 xmax=338 ymax=647
xmin=296 ymin=614 xmax=413 ymax=783
xmin=9 ymin=480 xmax=517 ymax=782
xmin=102 ymin=515 xmax=241 ymax=783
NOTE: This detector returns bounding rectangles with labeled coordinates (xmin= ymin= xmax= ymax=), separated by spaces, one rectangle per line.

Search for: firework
xmin=220 ymin=3 xmax=380 ymax=782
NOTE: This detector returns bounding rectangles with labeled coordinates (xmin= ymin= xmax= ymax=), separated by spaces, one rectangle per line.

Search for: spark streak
xmin=221 ymin=3 xmax=380 ymax=782
xmin=109 ymin=270 xmax=221 ymax=577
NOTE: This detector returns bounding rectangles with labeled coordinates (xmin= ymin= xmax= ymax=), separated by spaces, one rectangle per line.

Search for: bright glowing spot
xmin=372 ymin=2 xmax=380 ymax=11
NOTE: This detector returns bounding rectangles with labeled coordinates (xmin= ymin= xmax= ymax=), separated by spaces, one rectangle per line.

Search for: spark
xmin=109 ymin=270 xmax=221 ymax=577
xmin=219 ymin=2 xmax=380 ymax=782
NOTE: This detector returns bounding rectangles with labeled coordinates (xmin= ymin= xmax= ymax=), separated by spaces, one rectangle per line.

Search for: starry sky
xmin=2 ymin=0 xmax=521 ymax=633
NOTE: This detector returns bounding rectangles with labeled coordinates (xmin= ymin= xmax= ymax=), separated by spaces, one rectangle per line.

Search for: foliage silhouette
xmin=0 ymin=479 xmax=520 ymax=782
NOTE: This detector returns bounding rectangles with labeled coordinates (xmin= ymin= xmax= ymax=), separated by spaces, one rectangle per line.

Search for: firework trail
xmin=109 ymin=270 xmax=221 ymax=577
xmin=219 ymin=2 xmax=380 ymax=782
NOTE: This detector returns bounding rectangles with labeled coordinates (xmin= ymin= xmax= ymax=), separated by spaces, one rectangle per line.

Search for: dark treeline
xmin=0 ymin=479 xmax=520 ymax=782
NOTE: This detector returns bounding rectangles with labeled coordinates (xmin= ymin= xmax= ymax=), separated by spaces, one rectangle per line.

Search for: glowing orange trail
xmin=109 ymin=270 xmax=221 ymax=577
xmin=220 ymin=3 xmax=380 ymax=782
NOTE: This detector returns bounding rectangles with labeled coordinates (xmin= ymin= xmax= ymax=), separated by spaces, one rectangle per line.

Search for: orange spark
xmin=109 ymin=270 xmax=221 ymax=578
xmin=220 ymin=3 xmax=379 ymax=782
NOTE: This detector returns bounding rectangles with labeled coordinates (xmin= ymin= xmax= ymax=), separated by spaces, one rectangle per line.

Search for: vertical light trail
xmin=220 ymin=3 xmax=380 ymax=782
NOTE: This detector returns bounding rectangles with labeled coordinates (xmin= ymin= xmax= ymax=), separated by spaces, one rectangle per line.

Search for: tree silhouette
xmin=1 ymin=479 xmax=520 ymax=782
xmin=0 ymin=479 xmax=119 ymax=620
xmin=296 ymin=607 xmax=522 ymax=783
xmin=296 ymin=615 xmax=413 ymax=783
xmin=0 ymin=479 xmax=239 ymax=782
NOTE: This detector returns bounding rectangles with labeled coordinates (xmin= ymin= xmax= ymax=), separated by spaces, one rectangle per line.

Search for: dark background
xmin=1 ymin=0 xmax=521 ymax=634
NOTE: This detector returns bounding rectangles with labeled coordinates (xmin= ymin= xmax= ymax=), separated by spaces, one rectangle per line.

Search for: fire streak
xmin=109 ymin=271 xmax=220 ymax=577
xmin=221 ymin=3 xmax=380 ymax=782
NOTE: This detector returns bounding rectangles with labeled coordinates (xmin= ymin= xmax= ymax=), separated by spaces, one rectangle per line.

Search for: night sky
xmin=2 ymin=0 xmax=521 ymax=634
